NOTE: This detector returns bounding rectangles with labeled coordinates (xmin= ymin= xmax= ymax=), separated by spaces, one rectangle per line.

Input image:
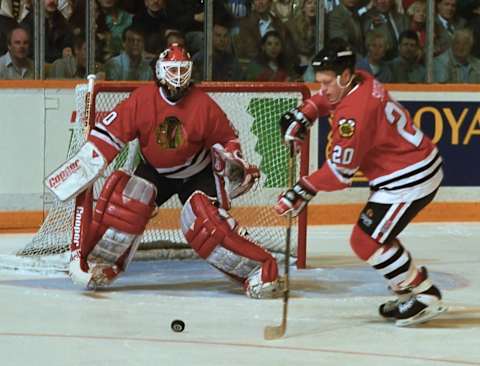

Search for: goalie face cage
xmin=9 ymin=82 xmax=310 ymax=272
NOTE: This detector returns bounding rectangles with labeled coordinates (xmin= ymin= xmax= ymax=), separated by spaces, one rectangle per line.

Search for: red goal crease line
xmin=1 ymin=202 xmax=479 ymax=233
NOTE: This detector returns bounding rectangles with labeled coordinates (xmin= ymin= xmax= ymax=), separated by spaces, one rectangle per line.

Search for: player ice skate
xmin=45 ymin=44 xmax=284 ymax=299
xmin=275 ymin=38 xmax=447 ymax=326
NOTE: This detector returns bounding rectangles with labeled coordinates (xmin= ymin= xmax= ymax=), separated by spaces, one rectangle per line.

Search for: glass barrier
xmin=0 ymin=0 xmax=477 ymax=83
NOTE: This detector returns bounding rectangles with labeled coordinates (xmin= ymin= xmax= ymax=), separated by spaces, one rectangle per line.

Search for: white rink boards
xmin=0 ymin=223 xmax=479 ymax=366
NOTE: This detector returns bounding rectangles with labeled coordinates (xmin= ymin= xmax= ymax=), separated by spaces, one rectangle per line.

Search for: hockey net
xmin=8 ymin=81 xmax=310 ymax=272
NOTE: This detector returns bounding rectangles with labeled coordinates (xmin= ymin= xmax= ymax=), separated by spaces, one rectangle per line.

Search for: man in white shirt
xmin=0 ymin=25 xmax=33 ymax=79
xmin=104 ymin=25 xmax=153 ymax=81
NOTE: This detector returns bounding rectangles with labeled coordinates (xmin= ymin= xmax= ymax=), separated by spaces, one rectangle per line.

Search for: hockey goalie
xmin=45 ymin=44 xmax=283 ymax=299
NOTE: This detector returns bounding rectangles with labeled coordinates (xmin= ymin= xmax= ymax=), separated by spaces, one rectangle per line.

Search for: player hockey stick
xmin=264 ymin=144 xmax=296 ymax=340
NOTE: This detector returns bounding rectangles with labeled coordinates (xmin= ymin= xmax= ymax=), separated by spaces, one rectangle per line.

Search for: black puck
xmin=171 ymin=319 xmax=185 ymax=333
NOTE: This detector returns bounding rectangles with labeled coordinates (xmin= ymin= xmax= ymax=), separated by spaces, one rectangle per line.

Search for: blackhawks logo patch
xmin=155 ymin=116 xmax=185 ymax=149
xmin=338 ymin=118 xmax=356 ymax=138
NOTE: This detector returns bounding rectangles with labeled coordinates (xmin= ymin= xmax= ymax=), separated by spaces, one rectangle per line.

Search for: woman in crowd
xmin=245 ymin=30 xmax=292 ymax=81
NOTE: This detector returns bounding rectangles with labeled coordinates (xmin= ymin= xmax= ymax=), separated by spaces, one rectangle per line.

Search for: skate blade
xmin=395 ymin=303 xmax=448 ymax=327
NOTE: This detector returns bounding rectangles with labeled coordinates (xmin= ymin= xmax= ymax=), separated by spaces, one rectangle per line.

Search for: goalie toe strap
xmin=181 ymin=191 xmax=278 ymax=283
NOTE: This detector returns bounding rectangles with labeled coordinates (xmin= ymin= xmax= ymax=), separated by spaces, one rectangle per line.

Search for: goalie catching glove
xmin=211 ymin=143 xmax=260 ymax=207
xmin=279 ymin=108 xmax=314 ymax=151
xmin=275 ymin=177 xmax=317 ymax=217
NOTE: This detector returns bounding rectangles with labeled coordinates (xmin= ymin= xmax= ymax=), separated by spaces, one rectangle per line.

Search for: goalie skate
xmin=69 ymin=254 xmax=122 ymax=290
xmin=245 ymin=268 xmax=286 ymax=299
xmin=87 ymin=262 xmax=122 ymax=290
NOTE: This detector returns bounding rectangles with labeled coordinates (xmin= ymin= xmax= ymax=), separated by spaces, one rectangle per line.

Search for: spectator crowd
xmin=0 ymin=0 xmax=479 ymax=83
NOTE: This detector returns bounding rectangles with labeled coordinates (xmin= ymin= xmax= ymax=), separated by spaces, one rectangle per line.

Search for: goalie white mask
xmin=155 ymin=43 xmax=192 ymax=101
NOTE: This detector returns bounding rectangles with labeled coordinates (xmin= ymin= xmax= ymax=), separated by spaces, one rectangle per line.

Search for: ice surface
xmin=0 ymin=223 xmax=479 ymax=366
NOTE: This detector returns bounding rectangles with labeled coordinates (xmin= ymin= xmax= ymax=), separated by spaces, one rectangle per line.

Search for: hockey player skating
xmin=276 ymin=38 xmax=447 ymax=326
xmin=45 ymin=44 xmax=283 ymax=299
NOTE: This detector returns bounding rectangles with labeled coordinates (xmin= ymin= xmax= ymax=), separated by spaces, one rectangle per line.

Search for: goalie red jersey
xmin=300 ymin=70 xmax=443 ymax=203
xmin=88 ymin=83 xmax=240 ymax=179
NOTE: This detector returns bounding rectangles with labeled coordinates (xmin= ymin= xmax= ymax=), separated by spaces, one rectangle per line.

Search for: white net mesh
xmin=13 ymin=82 xmax=308 ymax=270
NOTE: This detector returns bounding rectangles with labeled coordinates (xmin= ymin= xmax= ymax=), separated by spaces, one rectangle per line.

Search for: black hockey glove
xmin=279 ymin=108 xmax=313 ymax=147
xmin=275 ymin=178 xmax=316 ymax=217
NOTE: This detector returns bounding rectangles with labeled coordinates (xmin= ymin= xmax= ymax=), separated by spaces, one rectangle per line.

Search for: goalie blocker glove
xmin=279 ymin=108 xmax=313 ymax=148
xmin=275 ymin=177 xmax=317 ymax=217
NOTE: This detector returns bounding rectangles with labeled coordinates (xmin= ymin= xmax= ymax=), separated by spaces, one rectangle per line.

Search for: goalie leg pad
xmin=92 ymin=170 xmax=156 ymax=236
xmin=70 ymin=170 xmax=157 ymax=289
xmin=181 ymin=191 xmax=281 ymax=298
xmin=88 ymin=229 xmax=138 ymax=266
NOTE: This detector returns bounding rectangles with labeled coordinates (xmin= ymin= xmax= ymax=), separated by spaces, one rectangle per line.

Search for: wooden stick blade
xmin=263 ymin=146 xmax=295 ymax=341
xmin=264 ymin=323 xmax=286 ymax=340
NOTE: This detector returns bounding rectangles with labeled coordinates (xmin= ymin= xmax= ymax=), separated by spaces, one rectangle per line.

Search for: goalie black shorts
xmin=134 ymin=160 xmax=217 ymax=206
xmin=357 ymin=189 xmax=438 ymax=245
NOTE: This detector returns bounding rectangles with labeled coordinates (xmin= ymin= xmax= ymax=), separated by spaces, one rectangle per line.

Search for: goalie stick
xmin=70 ymin=75 xmax=96 ymax=260
xmin=264 ymin=144 xmax=296 ymax=340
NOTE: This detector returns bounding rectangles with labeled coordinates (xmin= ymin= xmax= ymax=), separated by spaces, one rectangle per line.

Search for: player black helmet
xmin=312 ymin=38 xmax=356 ymax=75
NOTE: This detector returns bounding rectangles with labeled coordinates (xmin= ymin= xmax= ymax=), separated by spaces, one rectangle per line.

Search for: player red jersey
xmin=88 ymin=83 xmax=240 ymax=179
xmin=300 ymin=70 xmax=443 ymax=203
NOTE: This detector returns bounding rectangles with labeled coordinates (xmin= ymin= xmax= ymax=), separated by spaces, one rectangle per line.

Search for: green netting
xmin=248 ymin=98 xmax=298 ymax=188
